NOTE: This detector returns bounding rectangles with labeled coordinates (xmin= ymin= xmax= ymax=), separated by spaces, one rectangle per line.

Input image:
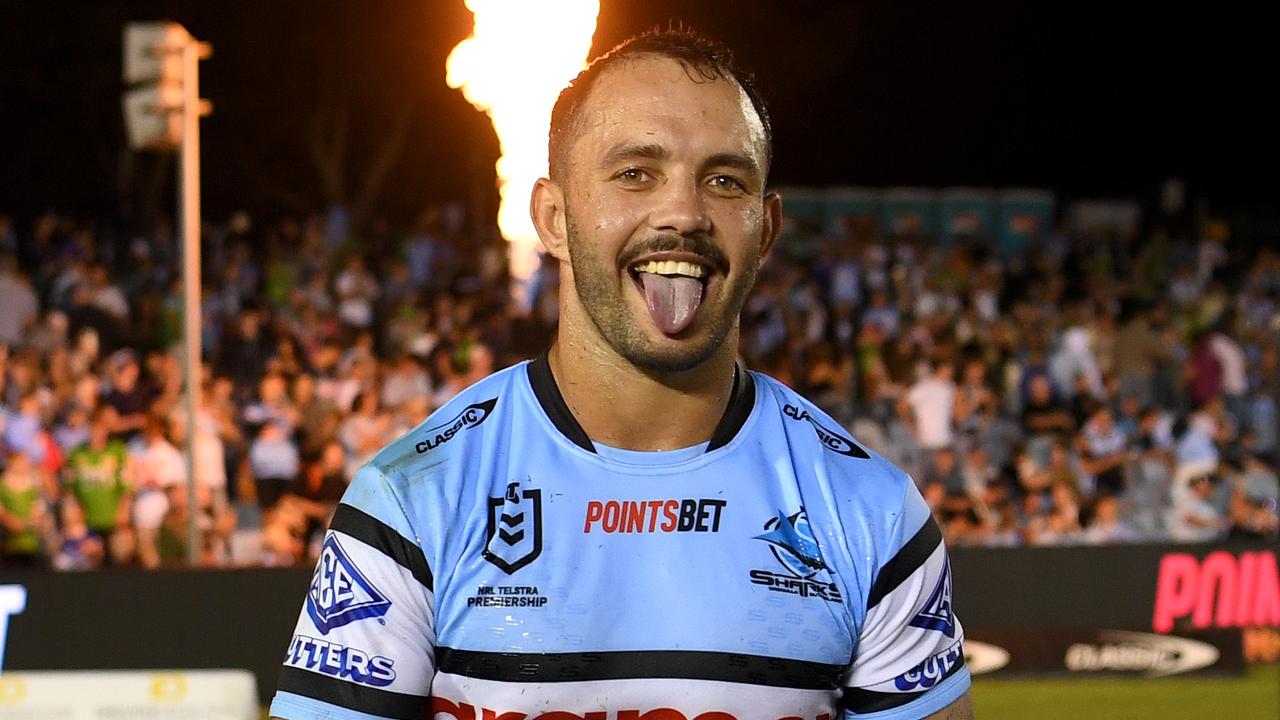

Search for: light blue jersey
xmin=272 ymin=355 xmax=968 ymax=720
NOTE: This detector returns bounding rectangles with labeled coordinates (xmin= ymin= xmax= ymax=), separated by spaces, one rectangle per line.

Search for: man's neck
xmin=547 ymin=326 xmax=738 ymax=453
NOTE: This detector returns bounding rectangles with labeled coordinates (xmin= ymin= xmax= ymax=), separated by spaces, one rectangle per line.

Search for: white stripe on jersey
xmin=846 ymin=540 xmax=963 ymax=692
xmin=285 ymin=527 xmax=437 ymax=699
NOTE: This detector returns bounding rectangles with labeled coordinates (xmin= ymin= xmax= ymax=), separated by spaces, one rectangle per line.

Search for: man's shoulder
xmin=365 ymin=361 xmax=529 ymax=477
xmin=749 ymin=370 xmax=913 ymax=497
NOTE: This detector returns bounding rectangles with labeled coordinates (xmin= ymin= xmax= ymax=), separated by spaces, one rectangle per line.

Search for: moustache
xmin=618 ymin=233 xmax=730 ymax=275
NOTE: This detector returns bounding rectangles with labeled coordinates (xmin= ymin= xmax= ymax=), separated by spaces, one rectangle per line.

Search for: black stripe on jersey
xmin=435 ymin=646 xmax=843 ymax=689
xmin=837 ymin=654 xmax=966 ymax=713
xmin=527 ymin=352 xmax=596 ymax=452
xmin=527 ymin=352 xmax=758 ymax=455
xmin=707 ymin=366 xmax=756 ymax=451
xmin=330 ymin=503 xmax=434 ymax=592
xmin=277 ymin=666 xmax=425 ymax=720
xmin=866 ymin=516 xmax=943 ymax=610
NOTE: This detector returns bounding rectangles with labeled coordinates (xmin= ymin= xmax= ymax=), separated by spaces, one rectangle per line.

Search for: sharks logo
xmin=749 ymin=508 xmax=842 ymax=602
xmin=484 ymin=482 xmax=543 ymax=574
xmin=307 ymin=535 xmax=392 ymax=635
xmin=754 ymin=508 xmax=827 ymax=579
xmin=909 ymin=559 xmax=957 ymax=638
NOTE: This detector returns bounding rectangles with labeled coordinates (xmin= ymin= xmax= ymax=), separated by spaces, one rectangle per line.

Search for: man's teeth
xmin=633 ymin=260 xmax=706 ymax=279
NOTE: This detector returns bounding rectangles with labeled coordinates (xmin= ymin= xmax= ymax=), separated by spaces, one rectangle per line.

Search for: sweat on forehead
xmin=547 ymin=29 xmax=772 ymax=184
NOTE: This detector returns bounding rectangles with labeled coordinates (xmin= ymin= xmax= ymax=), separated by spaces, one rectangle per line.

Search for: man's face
xmin=554 ymin=56 xmax=778 ymax=372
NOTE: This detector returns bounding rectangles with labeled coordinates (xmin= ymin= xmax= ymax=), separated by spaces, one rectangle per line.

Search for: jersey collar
xmin=526 ymin=351 xmax=755 ymax=454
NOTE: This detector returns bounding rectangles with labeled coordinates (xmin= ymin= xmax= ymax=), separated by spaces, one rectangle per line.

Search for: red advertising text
xmin=1153 ymin=550 xmax=1280 ymax=633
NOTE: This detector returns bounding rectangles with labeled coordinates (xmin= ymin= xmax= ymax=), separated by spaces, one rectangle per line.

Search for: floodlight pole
xmin=179 ymin=38 xmax=202 ymax=566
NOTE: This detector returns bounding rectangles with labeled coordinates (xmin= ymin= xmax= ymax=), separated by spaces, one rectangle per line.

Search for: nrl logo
xmin=484 ymin=482 xmax=543 ymax=574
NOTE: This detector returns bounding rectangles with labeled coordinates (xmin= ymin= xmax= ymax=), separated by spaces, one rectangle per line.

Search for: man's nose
xmin=649 ymin=177 xmax=711 ymax=236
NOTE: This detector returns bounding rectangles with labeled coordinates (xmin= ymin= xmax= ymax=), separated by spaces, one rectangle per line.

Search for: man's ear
xmin=531 ymin=177 xmax=569 ymax=262
xmin=759 ymin=190 xmax=783 ymax=265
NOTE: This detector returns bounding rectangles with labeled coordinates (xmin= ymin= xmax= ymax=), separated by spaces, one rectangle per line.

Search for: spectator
xmin=50 ymin=498 xmax=104 ymax=570
xmin=1082 ymin=493 xmax=1140 ymax=544
xmin=339 ymin=391 xmax=390 ymax=477
xmin=921 ymin=448 xmax=964 ymax=496
xmin=381 ymin=353 xmax=431 ymax=413
xmin=242 ymin=372 xmax=298 ymax=434
xmin=102 ymin=351 xmax=150 ymax=440
xmin=1076 ymin=405 xmax=1131 ymax=497
xmin=1168 ymin=474 xmax=1228 ymax=542
xmin=247 ymin=421 xmax=299 ymax=509
xmin=954 ymin=357 xmax=997 ymax=452
xmin=0 ymin=257 xmax=39 ymax=348
xmin=1227 ymin=451 xmax=1279 ymax=540
xmin=1021 ymin=374 xmax=1074 ymax=440
xmin=898 ymin=357 xmax=957 ymax=459
xmin=1113 ymin=303 xmax=1164 ymax=406
xmin=63 ymin=407 xmax=133 ymax=564
xmin=334 ymin=255 xmax=379 ymax=331
xmin=131 ymin=415 xmax=185 ymax=568
xmin=0 ymin=451 xmax=51 ymax=566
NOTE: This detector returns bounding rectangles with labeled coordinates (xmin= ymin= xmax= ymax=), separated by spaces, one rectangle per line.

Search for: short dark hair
xmin=547 ymin=27 xmax=772 ymax=185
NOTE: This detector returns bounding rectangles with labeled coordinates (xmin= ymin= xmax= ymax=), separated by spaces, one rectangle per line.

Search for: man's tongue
xmin=639 ymin=272 xmax=703 ymax=335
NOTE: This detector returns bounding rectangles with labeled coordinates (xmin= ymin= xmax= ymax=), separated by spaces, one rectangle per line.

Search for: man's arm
xmin=925 ymin=691 xmax=975 ymax=719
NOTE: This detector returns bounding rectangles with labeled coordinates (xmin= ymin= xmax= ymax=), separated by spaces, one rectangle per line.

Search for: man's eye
xmin=616 ymin=168 xmax=652 ymax=185
xmin=709 ymin=175 xmax=746 ymax=193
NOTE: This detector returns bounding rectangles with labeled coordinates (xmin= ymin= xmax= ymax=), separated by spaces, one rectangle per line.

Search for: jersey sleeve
xmin=270 ymin=464 xmax=436 ymax=720
xmin=840 ymin=482 xmax=969 ymax=719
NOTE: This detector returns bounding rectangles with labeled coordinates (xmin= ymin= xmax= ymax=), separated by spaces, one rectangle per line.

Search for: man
xmin=63 ymin=407 xmax=133 ymax=564
xmin=272 ymin=29 xmax=972 ymax=720
xmin=897 ymin=357 xmax=957 ymax=462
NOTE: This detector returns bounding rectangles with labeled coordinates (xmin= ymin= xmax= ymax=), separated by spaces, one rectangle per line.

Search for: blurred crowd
xmin=0 ymin=201 xmax=1276 ymax=569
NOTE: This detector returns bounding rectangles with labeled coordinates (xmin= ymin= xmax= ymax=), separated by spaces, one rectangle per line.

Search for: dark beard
xmin=565 ymin=210 xmax=760 ymax=373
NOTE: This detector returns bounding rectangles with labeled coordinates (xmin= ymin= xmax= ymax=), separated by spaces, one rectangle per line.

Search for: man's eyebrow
xmin=596 ymin=142 xmax=669 ymax=169
xmin=702 ymin=152 xmax=761 ymax=177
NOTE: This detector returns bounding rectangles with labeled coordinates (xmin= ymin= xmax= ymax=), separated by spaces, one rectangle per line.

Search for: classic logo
xmin=415 ymin=398 xmax=497 ymax=453
xmin=782 ymin=404 xmax=869 ymax=458
xmin=749 ymin=509 xmax=842 ymax=602
xmin=306 ymin=535 xmax=393 ymax=634
xmin=908 ymin=560 xmax=957 ymax=638
xmin=964 ymin=640 xmax=1011 ymax=675
xmin=484 ymin=482 xmax=543 ymax=574
xmin=1064 ymin=631 xmax=1220 ymax=677
xmin=894 ymin=641 xmax=965 ymax=691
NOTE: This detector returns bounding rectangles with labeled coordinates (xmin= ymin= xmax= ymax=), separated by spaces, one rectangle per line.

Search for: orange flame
xmin=447 ymin=0 xmax=600 ymax=306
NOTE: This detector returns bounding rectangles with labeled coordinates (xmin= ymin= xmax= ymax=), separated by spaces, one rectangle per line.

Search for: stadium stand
xmin=0 ymin=196 xmax=1275 ymax=569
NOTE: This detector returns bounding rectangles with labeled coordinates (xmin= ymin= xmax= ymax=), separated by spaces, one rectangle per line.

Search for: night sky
xmin=0 ymin=1 xmax=1274 ymax=228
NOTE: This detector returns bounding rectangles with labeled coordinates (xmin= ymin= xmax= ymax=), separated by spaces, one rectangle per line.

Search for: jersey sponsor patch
xmin=307 ymin=535 xmax=393 ymax=634
xmin=908 ymin=559 xmax=956 ymax=638
xmin=484 ymin=482 xmax=543 ymax=574
xmin=415 ymin=398 xmax=497 ymax=453
xmin=583 ymin=498 xmax=727 ymax=534
xmin=782 ymin=404 xmax=869 ymax=458
xmin=749 ymin=509 xmax=843 ymax=602
xmin=286 ymin=633 xmax=398 ymax=688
